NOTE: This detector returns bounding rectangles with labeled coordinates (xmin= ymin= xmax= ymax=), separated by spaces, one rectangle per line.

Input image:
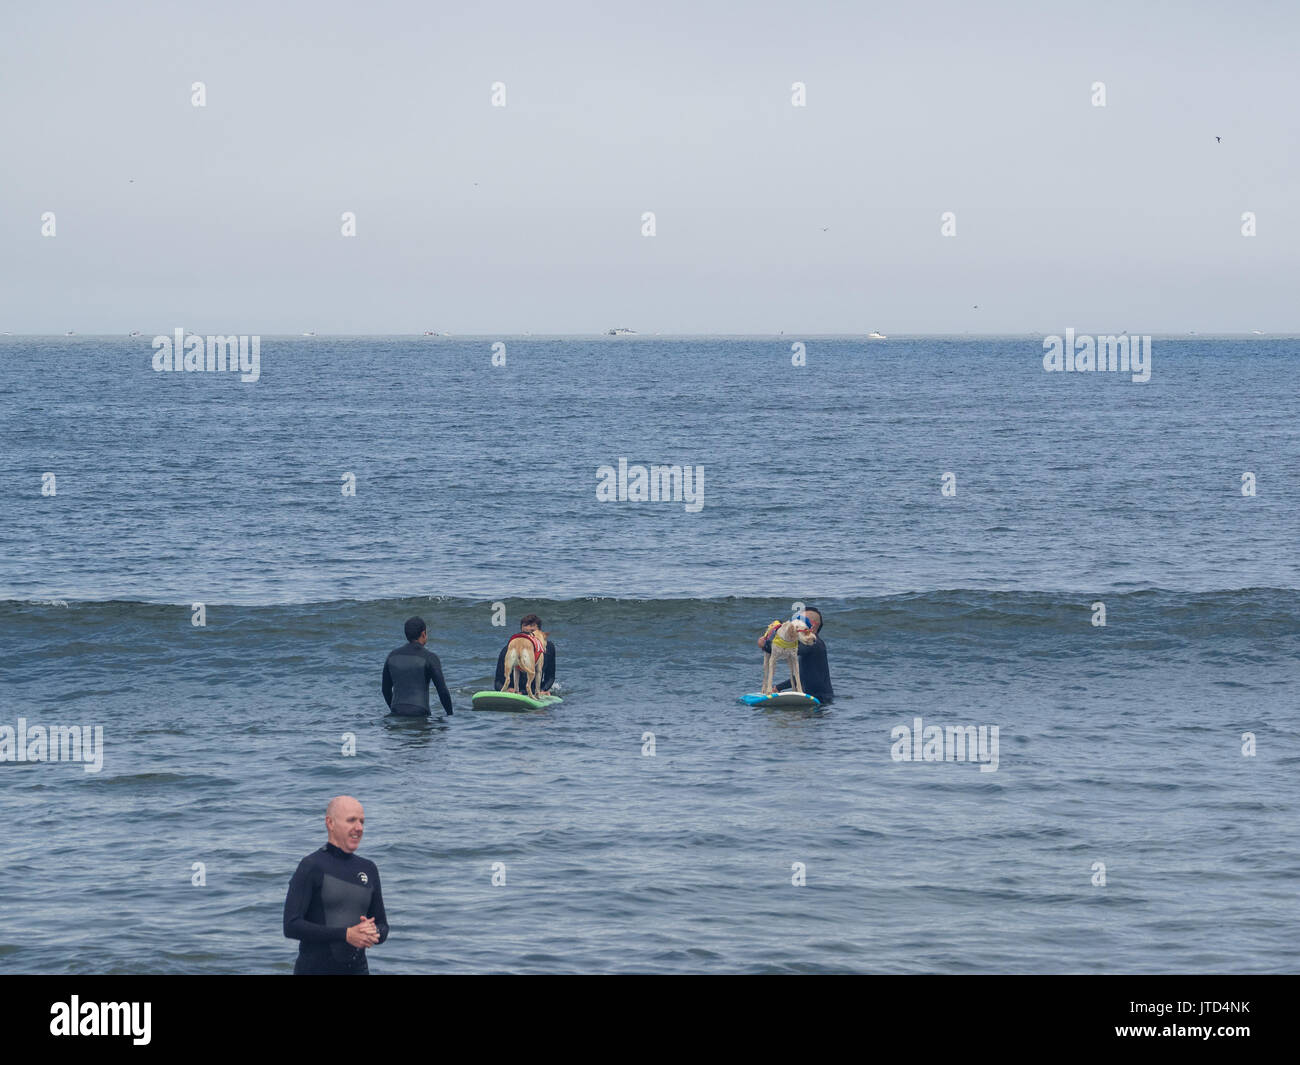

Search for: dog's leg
xmin=790 ymin=653 xmax=803 ymax=694
xmin=762 ymin=651 xmax=774 ymax=695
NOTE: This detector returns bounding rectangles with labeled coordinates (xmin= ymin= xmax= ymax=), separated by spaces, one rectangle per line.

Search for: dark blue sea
xmin=1 ymin=334 xmax=1297 ymax=973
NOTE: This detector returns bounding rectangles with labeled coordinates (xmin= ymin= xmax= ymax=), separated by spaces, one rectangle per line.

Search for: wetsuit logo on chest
xmin=357 ymin=871 xmax=368 ymax=884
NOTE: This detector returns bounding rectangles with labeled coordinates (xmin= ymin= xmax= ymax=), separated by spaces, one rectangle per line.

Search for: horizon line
xmin=2 ymin=331 xmax=1297 ymax=339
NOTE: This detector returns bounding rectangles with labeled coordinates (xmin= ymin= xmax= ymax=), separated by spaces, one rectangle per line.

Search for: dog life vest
xmin=770 ymin=618 xmax=809 ymax=651
xmin=768 ymin=620 xmax=799 ymax=651
xmin=512 ymin=631 xmax=544 ymax=658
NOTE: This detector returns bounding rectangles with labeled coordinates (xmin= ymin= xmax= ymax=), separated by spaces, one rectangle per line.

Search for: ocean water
xmin=1 ymin=335 xmax=1297 ymax=973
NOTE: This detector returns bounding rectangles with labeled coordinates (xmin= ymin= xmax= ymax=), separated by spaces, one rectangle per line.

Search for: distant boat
xmin=65 ymin=331 xmax=75 ymax=336
xmin=423 ymin=331 xmax=437 ymax=336
xmin=1251 ymin=330 xmax=1264 ymax=335
xmin=607 ymin=327 xmax=637 ymax=336
xmin=128 ymin=331 xmax=141 ymax=337
xmin=301 ymin=331 xmax=316 ymax=337
xmin=867 ymin=330 xmax=886 ymax=339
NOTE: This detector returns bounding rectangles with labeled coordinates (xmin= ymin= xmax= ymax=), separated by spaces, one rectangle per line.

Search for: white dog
xmin=761 ymin=616 xmax=817 ymax=695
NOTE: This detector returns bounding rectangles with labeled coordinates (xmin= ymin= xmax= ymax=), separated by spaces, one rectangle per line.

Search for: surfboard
xmin=471 ymin=690 xmax=562 ymax=711
xmin=739 ymin=692 xmax=821 ymax=709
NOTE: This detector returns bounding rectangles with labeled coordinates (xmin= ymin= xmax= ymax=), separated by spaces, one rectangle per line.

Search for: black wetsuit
xmin=382 ymin=639 xmax=454 ymax=716
xmin=493 ymin=638 xmax=557 ymax=692
xmin=760 ymin=633 xmax=834 ymax=704
xmin=283 ymin=842 xmax=389 ymax=975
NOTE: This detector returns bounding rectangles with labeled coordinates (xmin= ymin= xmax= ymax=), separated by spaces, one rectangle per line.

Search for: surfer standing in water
xmin=382 ymin=616 xmax=455 ymax=716
xmin=758 ymin=605 xmax=834 ymax=704
xmin=283 ymin=795 xmax=388 ymax=975
xmin=494 ymin=613 xmax=557 ymax=695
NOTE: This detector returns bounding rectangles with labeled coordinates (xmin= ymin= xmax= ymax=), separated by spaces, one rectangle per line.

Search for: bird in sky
xmin=1216 ymin=136 xmax=1221 ymax=143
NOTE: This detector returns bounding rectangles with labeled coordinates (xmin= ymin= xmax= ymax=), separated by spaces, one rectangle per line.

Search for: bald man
xmin=283 ymin=795 xmax=389 ymax=975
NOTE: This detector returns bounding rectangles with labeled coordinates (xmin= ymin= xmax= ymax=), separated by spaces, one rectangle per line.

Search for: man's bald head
xmin=325 ymin=795 xmax=365 ymax=853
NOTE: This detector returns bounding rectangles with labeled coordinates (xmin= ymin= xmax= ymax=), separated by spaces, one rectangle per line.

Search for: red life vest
xmin=511 ymin=631 xmax=544 ymax=658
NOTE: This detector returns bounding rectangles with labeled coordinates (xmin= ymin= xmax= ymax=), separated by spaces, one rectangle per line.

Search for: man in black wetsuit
xmin=283 ymin=795 xmax=389 ymax=975
xmin=492 ymin=613 xmax=557 ymax=695
xmin=758 ymin=605 xmax=834 ymax=703
xmin=382 ymin=615 xmax=454 ymax=716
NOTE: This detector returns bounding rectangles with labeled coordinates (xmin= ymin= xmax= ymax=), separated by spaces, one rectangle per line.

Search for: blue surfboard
xmin=739 ymin=692 xmax=821 ymax=709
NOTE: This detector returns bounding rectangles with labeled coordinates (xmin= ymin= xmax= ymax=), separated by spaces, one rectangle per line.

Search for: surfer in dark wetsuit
xmin=758 ymin=605 xmax=834 ymax=703
xmin=493 ymin=613 xmax=557 ymax=695
xmin=382 ymin=615 xmax=454 ymax=716
xmin=283 ymin=795 xmax=388 ymax=975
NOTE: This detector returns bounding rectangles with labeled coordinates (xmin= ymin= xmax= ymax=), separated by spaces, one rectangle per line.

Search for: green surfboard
xmin=471 ymin=690 xmax=562 ymax=711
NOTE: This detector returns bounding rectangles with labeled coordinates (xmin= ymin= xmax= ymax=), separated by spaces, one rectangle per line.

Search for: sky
xmin=1 ymin=0 xmax=1296 ymax=334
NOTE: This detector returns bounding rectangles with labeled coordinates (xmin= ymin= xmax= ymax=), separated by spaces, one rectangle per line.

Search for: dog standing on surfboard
xmin=494 ymin=613 xmax=556 ymax=699
xmin=500 ymin=628 xmax=548 ymax=699
xmin=759 ymin=614 xmax=817 ymax=695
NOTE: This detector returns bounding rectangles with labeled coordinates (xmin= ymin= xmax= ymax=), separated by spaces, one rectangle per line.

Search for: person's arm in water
xmin=283 ymin=859 xmax=346 ymax=944
xmin=381 ymin=657 xmax=393 ymax=709
xmin=493 ymin=645 xmax=507 ymax=689
xmin=540 ymin=642 xmax=556 ymax=693
xmin=426 ymin=653 xmax=454 ymax=715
